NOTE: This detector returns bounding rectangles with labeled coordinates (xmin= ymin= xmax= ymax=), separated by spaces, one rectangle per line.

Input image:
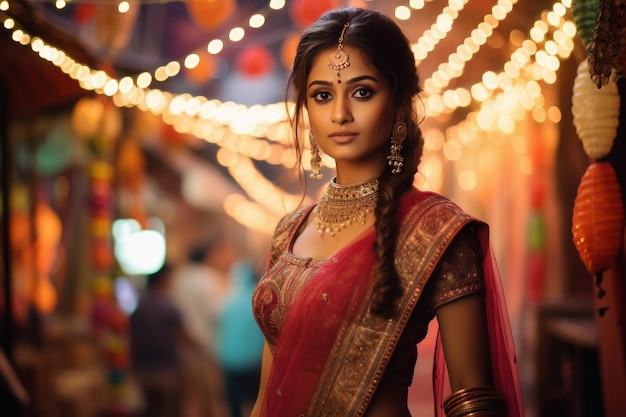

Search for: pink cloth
xmin=260 ymin=228 xmax=377 ymax=416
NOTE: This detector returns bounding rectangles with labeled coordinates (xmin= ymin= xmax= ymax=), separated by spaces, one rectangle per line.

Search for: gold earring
xmin=309 ymin=130 xmax=323 ymax=179
xmin=387 ymin=119 xmax=407 ymax=174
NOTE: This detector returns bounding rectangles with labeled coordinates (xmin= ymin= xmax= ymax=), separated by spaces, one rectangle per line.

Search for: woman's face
xmin=306 ymin=45 xmax=395 ymax=181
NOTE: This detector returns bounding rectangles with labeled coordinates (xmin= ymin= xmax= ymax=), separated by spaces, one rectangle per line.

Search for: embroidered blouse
xmin=252 ymin=206 xmax=485 ymax=387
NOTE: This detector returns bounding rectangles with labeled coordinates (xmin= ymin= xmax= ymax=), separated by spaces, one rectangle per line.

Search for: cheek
xmin=370 ymin=113 xmax=394 ymax=139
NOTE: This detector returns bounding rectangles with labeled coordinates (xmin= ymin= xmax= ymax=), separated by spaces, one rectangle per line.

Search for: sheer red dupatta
xmin=259 ymin=230 xmax=378 ymax=417
xmin=433 ymin=229 xmax=525 ymax=417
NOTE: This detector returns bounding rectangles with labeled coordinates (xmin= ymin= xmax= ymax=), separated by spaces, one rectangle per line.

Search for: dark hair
xmin=188 ymin=233 xmax=225 ymax=263
xmin=287 ymin=7 xmax=424 ymax=317
xmin=147 ymin=263 xmax=171 ymax=289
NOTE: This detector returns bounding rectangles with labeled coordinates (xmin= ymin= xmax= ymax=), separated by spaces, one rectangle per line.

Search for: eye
xmin=310 ymin=90 xmax=333 ymax=102
xmin=353 ymin=87 xmax=373 ymax=99
xmin=311 ymin=90 xmax=333 ymax=102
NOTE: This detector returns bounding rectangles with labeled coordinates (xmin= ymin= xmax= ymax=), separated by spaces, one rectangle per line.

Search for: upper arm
xmin=436 ymin=293 xmax=493 ymax=392
xmin=431 ymin=225 xmax=494 ymax=392
xmin=250 ymin=341 xmax=274 ymax=417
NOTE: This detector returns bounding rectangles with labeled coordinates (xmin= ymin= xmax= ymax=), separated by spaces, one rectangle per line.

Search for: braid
xmin=370 ymin=119 xmax=423 ymax=318
xmin=370 ymin=174 xmax=403 ymax=317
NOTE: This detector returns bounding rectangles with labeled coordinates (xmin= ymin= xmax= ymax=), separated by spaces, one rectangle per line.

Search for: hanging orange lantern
xmin=572 ymin=161 xmax=625 ymax=275
xmin=187 ymin=0 xmax=235 ymax=31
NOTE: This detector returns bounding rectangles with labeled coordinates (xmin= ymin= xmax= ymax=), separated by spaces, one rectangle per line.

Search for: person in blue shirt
xmin=216 ymin=260 xmax=265 ymax=417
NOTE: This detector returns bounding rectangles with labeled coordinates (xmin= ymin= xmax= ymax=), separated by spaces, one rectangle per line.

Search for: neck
xmin=334 ymin=160 xmax=385 ymax=185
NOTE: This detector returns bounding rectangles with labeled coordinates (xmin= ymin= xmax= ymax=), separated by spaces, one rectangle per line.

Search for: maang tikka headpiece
xmin=328 ymin=22 xmax=350 ymax=79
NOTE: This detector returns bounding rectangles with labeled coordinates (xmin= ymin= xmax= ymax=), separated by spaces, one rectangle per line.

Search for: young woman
xmin=251 ymin=7 xmax=524 ymax=417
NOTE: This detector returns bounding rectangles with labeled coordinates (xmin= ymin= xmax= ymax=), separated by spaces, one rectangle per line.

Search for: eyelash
xmin=311 ymin=87 xmax=374 ymax=102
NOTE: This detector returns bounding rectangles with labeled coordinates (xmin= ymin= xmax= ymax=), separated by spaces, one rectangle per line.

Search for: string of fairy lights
xmin=0 ymin=0 xmax=577 ymax=234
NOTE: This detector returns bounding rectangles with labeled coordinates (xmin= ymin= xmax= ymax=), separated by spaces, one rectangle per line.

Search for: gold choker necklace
xmin=315 ymin=177 xmax=379 ymax=236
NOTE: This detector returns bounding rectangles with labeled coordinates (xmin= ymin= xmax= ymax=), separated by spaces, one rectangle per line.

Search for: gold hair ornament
xmin=309 ymin=129 xmax=323 ymax=179
xmin=387 ymin=119 xmax=407 ymax=174
xmin=328 ymin=22 xmax=351 ymax=77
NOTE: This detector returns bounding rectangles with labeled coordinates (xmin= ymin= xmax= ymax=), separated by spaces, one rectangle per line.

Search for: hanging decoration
xmin=236 ymin=44 xmax=275 ymax=78
xmin=71 ymin=97 xmax=122 ymax=153
xmin=587 ymin=0 xmax=626 ymax=87
xmin=70 ymin=93 xmax=132 ymax=416
xmin=289 ymin=0 xmax=339 ymax=29
xmin=94 ymin=2 xmax=139 ymax=61
xmin=115 ymin=138 xmax=148 ymax=228
xmin=571 ymin=58 xmax=620 ymax=160
xmin=280 ymin=32 xmax=301 ymax=71
xmin=184 ymin=53 xmax=220 ymax=85
xmin=526 ymin=210 xmax=547 ymax=302
xmin=525 ymin=170 xmax=548 ymax=302
xmin=186 ymin=0 xmax=236 ymax=32
xmin=10 ymin=201 xmax=62 ymax=315
xmin=571 ymin=0 xmax=601 ymax=49
xmin=35 ymin=119 xmax=80 ymax=176
xmin=572 ymin=161 xmax=625 ymax=275
xmin=73 ymin=3 xmax=96 ymax=27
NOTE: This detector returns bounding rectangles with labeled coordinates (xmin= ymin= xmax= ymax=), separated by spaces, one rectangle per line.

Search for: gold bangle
xmin=443 ymin=386 xmax=507 ymax=417
xmin=443 ymin=386 xmax=496 ymax=407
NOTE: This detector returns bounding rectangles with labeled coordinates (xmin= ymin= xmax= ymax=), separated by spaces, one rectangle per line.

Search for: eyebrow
xmin=307 ymin=75 xmax=380 ymax=89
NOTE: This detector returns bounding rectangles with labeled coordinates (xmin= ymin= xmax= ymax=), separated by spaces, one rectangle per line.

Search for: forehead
xmin=308 ymin=45 xmax=382 ymax=81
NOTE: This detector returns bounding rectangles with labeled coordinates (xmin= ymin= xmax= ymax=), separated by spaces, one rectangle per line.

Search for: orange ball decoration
xmin=74 ymin=4 xmax=95 ymax=27
xmin=32 ymin=276 xmax=58 ymax=314
xmin=289 ymin=0 xmax=339 ymax=28
xmin=572 ymin=161 xmax=625 ymax=275
xmin=187 ymin=0 xmax=235 ymax=31
xmin=116 ymin=140 xmax=145 ymax=192
xmin=10 ymin=213 xmax=30 ymax=250
xmin=92 ymin=238 xmax=114 ymax=270
xmin=236 ymin=44 xmax=274 ymax=78
xmin=184 ymin=53 xmax=219 ymax=85
xmin=281 ymin=33 xmax=301 ymax=71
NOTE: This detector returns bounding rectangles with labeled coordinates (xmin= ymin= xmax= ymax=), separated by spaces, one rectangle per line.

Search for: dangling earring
xmin=309 ymin=130 xmax=323 ymax=179
xmin=387 ymin=119 xmax=407 ymax=174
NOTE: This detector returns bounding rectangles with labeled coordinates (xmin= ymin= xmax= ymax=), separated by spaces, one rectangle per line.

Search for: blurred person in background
xmin=129 ymin=263 xmax=187 ymax=417
xmin=171 ymin=233 xmax=237 ymax=417
xmin=216 ymin=260 xmax=264 ymax=417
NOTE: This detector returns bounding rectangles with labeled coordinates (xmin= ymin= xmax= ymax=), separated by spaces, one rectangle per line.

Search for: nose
xmin=331 ymin=96 xmax=353 ymax=124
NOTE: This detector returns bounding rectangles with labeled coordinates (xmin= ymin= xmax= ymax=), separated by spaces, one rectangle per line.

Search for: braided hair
xmin=287 ymin=7 xmax=424 ymax=317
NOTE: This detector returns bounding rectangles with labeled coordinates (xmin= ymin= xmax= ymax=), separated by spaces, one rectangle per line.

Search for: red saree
xmin=252 ymin=190 xmax=524 ymax=417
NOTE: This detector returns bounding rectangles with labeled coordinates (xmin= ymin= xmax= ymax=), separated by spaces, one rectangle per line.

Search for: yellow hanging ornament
xmin=571 ymin=58 xmax=620 ymax=160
